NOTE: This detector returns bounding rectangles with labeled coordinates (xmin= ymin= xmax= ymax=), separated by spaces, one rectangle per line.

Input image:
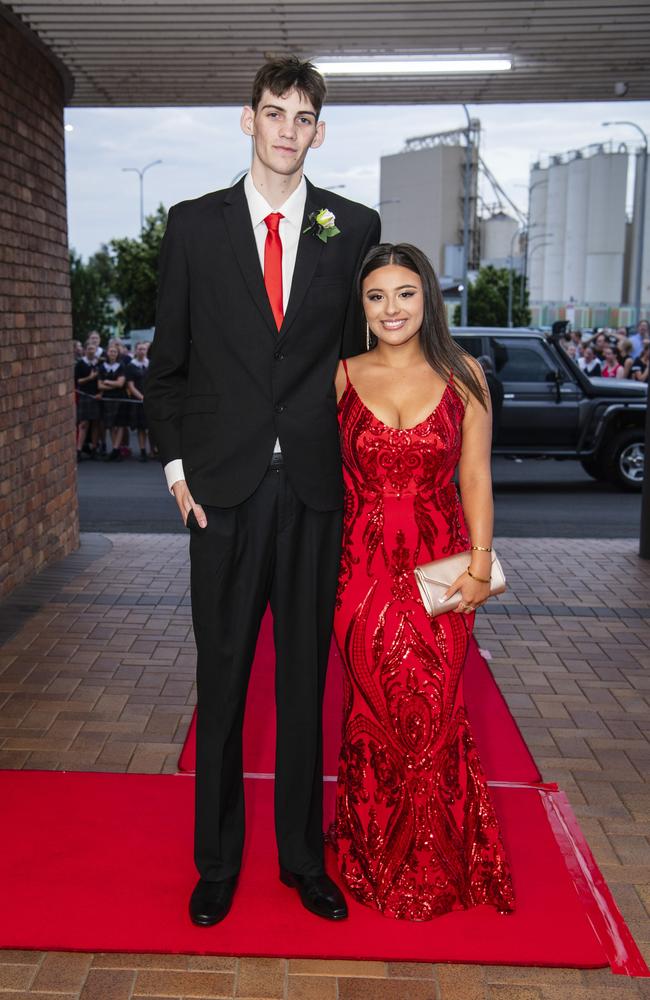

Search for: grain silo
xmin=379 ymin=124 xmax=480 ymax=280
xmin=562 ymin=153 xmax=589 ymax=302
xmin=527 ymin=163 xmax=548 ymax=302
xmin=529 ymin=144 xmax=628 ymax=315
xmin=542 ymin=158 xmax=568 ymax=301
xmin=584 ymin=150 xmax=627 ymax=303
xmin=480 ymin=212 xmax=520 ymax=270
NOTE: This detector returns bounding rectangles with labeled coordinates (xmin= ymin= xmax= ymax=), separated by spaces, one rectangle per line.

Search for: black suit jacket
xmin=145 ymin=177 xmax=380 ymax=510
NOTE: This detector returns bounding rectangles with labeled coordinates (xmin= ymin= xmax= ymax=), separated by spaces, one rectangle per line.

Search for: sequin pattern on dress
xmin=330 ymin=369 xmax=515 ymax=921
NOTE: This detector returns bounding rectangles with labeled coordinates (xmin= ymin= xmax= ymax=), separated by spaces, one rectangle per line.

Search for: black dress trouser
xmin=188 ymin=463 xmax=343 ymax=882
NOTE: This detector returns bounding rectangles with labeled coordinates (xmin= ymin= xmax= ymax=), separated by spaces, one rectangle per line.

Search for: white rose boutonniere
xmin=303 ymin=207 xmax=341 ymax=243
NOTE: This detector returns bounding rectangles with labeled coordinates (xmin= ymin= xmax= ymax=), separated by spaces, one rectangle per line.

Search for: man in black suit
xmin=145 ymin=56 xmax=380 ymax=926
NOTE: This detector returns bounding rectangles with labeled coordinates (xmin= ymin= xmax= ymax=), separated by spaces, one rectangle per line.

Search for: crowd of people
xmin=73 ymin=332 xmax=152 ymax=462
xmin=559 ymin=318 xmax=650 ymax=381
xmin=72 ymin=318 xmax=648 ymax=466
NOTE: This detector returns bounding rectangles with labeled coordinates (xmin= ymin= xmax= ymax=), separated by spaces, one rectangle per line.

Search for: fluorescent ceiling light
xmin=316 ymin=57 xmax=512 ymax=75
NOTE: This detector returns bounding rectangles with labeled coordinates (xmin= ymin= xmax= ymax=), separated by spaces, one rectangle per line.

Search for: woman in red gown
xmin=330 ymin=244 xmax=515 ymax=921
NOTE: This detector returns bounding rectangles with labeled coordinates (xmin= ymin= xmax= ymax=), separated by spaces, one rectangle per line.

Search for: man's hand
xmin=172 ymin=480 xmax=207 ymax=528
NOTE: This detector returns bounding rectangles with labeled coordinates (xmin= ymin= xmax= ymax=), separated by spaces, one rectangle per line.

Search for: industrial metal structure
xmin=379 ymin=125 xmax=480 ymax=283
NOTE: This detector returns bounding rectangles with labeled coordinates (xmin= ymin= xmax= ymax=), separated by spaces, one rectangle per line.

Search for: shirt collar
xmin=244 ymin=171 xmax=307 ymax=230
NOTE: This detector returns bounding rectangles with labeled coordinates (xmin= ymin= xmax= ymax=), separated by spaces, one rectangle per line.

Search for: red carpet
xmin=0 ymin=769 xmax=646 ymax=974
xmin=2 ymin=614 xmax=646 ymax=974
xmin=178 ymin=609 xmax=542 ymax=785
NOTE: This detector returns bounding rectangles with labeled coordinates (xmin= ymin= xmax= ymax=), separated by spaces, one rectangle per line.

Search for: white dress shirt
xmin=164 ymin=173 xmax=307 ymax=493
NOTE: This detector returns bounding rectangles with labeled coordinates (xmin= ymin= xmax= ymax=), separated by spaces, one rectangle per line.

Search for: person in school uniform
xmin=109 ymin=338 xmax=134 ymax=455
xmin=98 ymin=342 xmax=128 ymax=460
xmin=74 ymin=340 xmax=102 ymax=461
xmin=126 ymin=341 xmax=150 ymax=461
xmin=111 ymin=337 xmax=133 ymax=367
xmin=578 ymin=345 xmax=602 ymax=377
xmin=87 ymin=330 xmax=103 ymax=359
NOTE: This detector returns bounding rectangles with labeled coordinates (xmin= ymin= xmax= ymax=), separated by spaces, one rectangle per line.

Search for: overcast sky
xmin=65 ymin=100 xmax=650 ymax=260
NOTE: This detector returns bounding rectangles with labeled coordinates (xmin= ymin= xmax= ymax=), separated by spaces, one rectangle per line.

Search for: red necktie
xmin=264 ymin=212 xmax=284 ymax=330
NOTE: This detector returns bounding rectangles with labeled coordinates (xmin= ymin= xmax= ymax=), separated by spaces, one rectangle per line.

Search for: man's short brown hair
xmin=252 ymin=56 xmax=327 ymax=118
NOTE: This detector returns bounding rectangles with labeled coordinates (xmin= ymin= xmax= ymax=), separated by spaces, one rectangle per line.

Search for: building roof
xmin=5 ymin=0 xmax=650 ymax=107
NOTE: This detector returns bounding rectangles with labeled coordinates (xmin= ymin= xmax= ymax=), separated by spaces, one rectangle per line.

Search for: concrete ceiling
xmin=6 ymin=0 xmax=650 ymax=107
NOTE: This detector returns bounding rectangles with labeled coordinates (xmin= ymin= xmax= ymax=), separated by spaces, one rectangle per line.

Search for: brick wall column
xmin=0 ymin=11 xmax=78 ymax=597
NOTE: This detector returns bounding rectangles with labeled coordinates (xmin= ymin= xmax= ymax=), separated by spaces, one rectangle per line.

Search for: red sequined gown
xmin=330 ymin=362 xmax=515 ymax=921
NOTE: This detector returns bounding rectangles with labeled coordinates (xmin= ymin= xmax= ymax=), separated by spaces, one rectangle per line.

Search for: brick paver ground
xmin=0 ymin=533 xmax=648 ymax=1000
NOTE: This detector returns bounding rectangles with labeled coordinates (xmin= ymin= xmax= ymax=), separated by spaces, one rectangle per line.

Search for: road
xmin=77 ymin=455 xmax=642 ymax=538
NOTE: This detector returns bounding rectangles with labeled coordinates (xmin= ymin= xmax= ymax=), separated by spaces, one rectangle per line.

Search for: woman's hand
xmin=440 ymin=570 xmax=491 ymax=614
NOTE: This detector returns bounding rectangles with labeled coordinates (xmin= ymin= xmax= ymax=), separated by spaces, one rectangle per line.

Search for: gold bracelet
xmin=466 ymin=567 xmax=491 ymax=584
xmin=470 ymin=545 xmax=492 ymax=552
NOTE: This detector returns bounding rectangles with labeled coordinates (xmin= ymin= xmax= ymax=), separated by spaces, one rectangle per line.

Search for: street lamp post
xmin=461 ymin=104 xmax=472 ymax=327
xmin=507 ymin=226 xmax=525 ymax=328
xmin=527 ymin=241 xmax=552 ymax=267
xmin=512 ymin=229 xmax=553 ymax=326
xmin=526 ymin=232 xmax=553 ymax=319
xmin=527 ymin=242 xmax=552 ymax=329
xmin=603 ymin=121 xmax=650 ymax=559
xmin=122 ymin=159 xmax=162 ymax=232
xmin=603 ymin=121 xmax=648 ymax=324
xmin=373 ymin=199 xmax=400 ymax=210
xmin=522 ymin=178 xmax=548 ymax=308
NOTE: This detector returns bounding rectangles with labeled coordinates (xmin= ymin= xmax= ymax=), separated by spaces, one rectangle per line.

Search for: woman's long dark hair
xmin=358 ymin=243 xmax=487 ymax=409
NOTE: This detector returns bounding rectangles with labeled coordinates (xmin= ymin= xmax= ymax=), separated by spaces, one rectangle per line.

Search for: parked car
xmin=451 ymin=328 xmax=647 ymax=491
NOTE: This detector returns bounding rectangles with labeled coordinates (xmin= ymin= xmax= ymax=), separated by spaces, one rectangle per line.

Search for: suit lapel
xmin=223 ymin=178 xmax=277 ymax=336
xmin=278 ymin=179 xmax=325 ymax=341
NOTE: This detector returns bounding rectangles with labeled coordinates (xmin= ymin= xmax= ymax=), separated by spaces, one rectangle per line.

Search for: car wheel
xmin=580 ymin=457 xmax=608 ymax=481
xmin=605 ymin=430 xmax=644 ymax=491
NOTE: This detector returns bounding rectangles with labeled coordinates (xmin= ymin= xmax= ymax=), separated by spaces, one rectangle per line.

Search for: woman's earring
xmin=366 ymin=323 xmax=372 ymax=351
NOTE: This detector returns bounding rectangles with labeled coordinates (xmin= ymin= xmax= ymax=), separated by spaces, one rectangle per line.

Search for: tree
xmin=109 ymin=204 xmax=167 ymax=331
xmin=69 ymin=246 xmax=115 ymax=340
xmin=453 ymin=266 xmax=531 ymax=327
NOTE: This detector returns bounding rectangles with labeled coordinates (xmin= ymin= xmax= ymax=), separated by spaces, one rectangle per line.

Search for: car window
xmin=452 ymin=336 xmax=483 ymax=359
xmin=492 ymin=339 xmax=556 ymax=383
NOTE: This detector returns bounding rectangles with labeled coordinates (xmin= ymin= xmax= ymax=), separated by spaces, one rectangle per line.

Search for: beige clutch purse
xmin=414 ymin=549 xmax=506 ymax=617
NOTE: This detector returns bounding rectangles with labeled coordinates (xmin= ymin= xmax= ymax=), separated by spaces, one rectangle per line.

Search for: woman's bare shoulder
xmin=334 ymin=359 xmax=350 ymax=402
xmin=345 ymin=352 xmax=375 ymax=378
xmin=462 ymin=353 xmax=485 ymax=381
xmin=456 ymin=353 xmax=489 ymax=412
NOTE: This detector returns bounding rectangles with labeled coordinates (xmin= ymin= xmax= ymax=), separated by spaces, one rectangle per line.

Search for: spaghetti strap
xmin=341 ymin=357 xmax=351 ymax=386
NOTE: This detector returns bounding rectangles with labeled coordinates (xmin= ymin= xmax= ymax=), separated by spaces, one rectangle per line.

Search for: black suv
xmin=452 ymin=328 xmax=647 ymax=491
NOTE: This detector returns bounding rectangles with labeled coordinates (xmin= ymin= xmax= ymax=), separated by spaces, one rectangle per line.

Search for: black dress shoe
xmin=279 ymin=867 xmax=348 ymax=920
xmin=189 ymin=876 xmax=237 ymax=927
